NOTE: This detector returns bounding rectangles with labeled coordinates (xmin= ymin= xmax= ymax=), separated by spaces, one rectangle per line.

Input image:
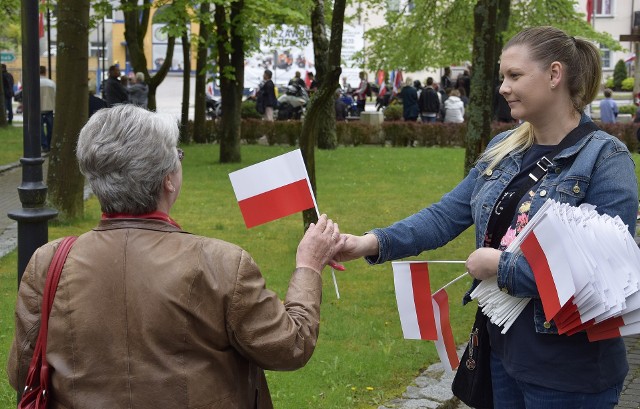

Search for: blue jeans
xmin=421 ymin=115 xmax=437 ymax=123
xmin=4 ymin=96 xmax=12 ymax=122
xmin=491 ymin=352 xmax=622 ymax=409
xmin=41 ymin=111 xmax=54 ymax=150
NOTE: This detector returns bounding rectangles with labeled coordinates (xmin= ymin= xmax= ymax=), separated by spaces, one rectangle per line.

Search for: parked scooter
xmin=206 ymin=94 xmax=221 ymax=119
xmin=339 ymin=89 xmax=359 ymax=118
xmin=276 ymin=84 xmax=308 ymax=120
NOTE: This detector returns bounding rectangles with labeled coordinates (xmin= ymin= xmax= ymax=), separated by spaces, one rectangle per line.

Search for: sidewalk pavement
xmin=0 ymin=139 xmax=639 ymax=409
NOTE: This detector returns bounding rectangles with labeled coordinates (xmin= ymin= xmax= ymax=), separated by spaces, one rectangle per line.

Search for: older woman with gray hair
xmin=128 ymin=71 xmax=148 ymax=108
xmin=8 ymin=104 xmax=345 ymax=408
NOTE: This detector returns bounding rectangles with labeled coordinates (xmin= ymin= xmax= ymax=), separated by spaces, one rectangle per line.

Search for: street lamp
xmin=8 ymin=0 xmax=58 ymax=285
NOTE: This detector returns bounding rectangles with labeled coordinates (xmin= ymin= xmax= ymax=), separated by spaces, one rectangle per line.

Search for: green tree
xmin=300 ymin=0 xmax=347 ymax=227
xmin=613 ymin=59 xmax=627 ymax=91
xmin=192 ymin=1 xmax=211 ymax=144
xmin=46 ymin=0 xmax=90 ymax=219
xmin=122 ymin=0 xmax=176 ymax=111
xmin=361 ymin=0 xmax=619 ymax=169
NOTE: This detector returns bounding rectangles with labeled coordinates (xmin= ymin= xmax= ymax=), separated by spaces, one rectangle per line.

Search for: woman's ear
xmin=164 ymin=174 xmax=175 ymax=193
xmin=549 ymin=61 xmax=563 ymax=89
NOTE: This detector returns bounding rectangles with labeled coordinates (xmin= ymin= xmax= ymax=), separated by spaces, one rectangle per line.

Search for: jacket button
xmin=485 ymin=169 xmax=493 ymax=176
xmin=572 ymin=184 xmax=580 ymax=194
xmin=539 ymin=190 xmax=547 ymax=197
xmin=543 ymin=321 xmax=551 ymax=329
xmin=501 ymin=287 xmax=509 ymax=294
xmin=555 ymin=167 xmax=561 ymax=174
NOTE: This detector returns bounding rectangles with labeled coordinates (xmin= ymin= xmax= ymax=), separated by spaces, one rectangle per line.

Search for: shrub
xmin=598 ymin=122 xmax=638 ymax=153
xmin=241 ymin=100 xmax=263 ymax=119
xmin=605 ymin=77 xmax=614 ymax=89
xmin=383 ymin=104 xmax=403 ymax=121
xmin=622 ymin=77 xmax=635 ymax=91
xmin=619 ymin=105 xmax=637 ymax=115
xmin=613 ymin=59 xmax=627 ymax=90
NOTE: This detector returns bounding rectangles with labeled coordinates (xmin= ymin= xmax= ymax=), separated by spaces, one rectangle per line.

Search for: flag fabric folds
xmin=229 ymin=149 xmax=317 ymax=228
xmin=392 ymin=262 xmax=460 ymax=372
xmin=472 ymin=199 xmax=640 ymax=341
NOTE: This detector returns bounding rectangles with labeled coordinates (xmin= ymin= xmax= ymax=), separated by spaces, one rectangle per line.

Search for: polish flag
xmin=392 ymin=262 xmax=437 ymax=340
xmin=520 ymin=216 xmax=576 ymax=322
xmin=229 ymin=149 xmax=317 ymax=228
xmin=586 ymin=308 xmax=640 ymax=341
xmin=432 ymin=288 xmax=460 ymax=372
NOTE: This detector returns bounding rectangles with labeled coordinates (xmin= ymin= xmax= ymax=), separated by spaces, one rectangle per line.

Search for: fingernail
xmin=329 ymin=261 xmax=345 ymax=271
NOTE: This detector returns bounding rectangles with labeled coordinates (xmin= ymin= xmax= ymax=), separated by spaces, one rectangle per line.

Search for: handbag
xmin=451 ymin=306 xmax=493 ymax=408
xmin=18 ymin=236 xmax=77 ymax=409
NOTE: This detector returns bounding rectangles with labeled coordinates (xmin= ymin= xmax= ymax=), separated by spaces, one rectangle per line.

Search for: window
xmin=600 ymin=45 xmax=611 ymax=69
xmin=595 ymin=0 xmax=613 ymax=16
xmin=387 ymin=0 xmax=400 ymax=12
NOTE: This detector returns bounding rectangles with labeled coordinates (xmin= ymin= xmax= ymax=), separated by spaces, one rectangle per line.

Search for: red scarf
xmin=101 ymin=211 xmax=182 ymax=229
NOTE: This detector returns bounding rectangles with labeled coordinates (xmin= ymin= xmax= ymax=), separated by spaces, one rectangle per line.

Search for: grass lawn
xmin=0 ymin=126 xmax=23 ymax=165
xmin=0 ymin=128 xmax=639 ymax=407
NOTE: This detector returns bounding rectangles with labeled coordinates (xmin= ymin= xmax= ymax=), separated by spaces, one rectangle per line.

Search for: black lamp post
xmin=8 ymin=0 xmax=58 ymax=285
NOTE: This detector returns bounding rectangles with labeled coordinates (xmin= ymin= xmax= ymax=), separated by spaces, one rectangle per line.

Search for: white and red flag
xmin=432 ymin=288 xmax=460 ymax=372
xmin=393 ymin=262 xmax=437 ymax=340
xmin=229 ymin=149 xmax=317 ymax=228
xmin=392 ymin=261 xmax=460 ymax=371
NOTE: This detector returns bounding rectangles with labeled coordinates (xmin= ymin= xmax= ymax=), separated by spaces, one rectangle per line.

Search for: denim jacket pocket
xmin=470 ymin=167 xmax=503 ymax=211
xmin=555 ymin=177 xmax=589 ymax=206
xmin=533 ymin=299 xmax=559 ymax=334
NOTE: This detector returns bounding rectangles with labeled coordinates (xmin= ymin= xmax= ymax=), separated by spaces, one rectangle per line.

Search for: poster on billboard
xmin=152 ymin=24 xmax=189 ymax=71
xmin=244 ymin=24 xmax=364 ymax=89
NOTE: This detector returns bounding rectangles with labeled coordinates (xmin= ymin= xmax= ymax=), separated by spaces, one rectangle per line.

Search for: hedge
xmin=182 ymin=119 xmax=639 ymax=153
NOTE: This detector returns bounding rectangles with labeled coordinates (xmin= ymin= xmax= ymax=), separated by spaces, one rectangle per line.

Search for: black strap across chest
xmin=487 ymin=121 xmax=599 ymax=248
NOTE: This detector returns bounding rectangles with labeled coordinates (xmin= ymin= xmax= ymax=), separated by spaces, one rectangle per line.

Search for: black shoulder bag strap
xmin=489 ymin=121 xmax=599 ymax=246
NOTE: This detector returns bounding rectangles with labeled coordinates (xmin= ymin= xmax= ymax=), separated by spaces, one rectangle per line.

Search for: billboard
xmin=245 ymin=24 xmax=365 ymax=89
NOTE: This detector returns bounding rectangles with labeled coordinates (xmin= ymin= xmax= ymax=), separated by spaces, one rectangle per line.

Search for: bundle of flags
xmin=472 ymin=199 xmax=640 ymax=341
xmin=389 ymin=70 xmax=404 ymax=96
xmin=392 ymin=262 xmax=459 ymax=372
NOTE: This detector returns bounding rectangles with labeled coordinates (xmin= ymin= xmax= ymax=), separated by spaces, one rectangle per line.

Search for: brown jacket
xmin=8 ymin=219 xmax=322 ymax=408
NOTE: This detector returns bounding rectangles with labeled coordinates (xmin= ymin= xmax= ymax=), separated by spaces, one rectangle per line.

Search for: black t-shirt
xmin=485 ymin=144 xmax=628 ymax=393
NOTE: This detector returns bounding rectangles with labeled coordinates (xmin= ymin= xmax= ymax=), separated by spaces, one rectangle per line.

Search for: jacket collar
xmin=94 ymin=218 xmax=186 ymax=233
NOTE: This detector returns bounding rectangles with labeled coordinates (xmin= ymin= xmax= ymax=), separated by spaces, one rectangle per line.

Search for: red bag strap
xmin=33 ymin=236 xmax=77 ymax=385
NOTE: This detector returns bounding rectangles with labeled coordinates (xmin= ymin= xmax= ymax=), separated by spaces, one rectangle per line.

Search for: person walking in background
xmin=128 ymin=72 xmax=149 ymax=109
xmin=599 ymin=88 xmax=618 ymax=124
xmin=418 ymin=77 xmax=440 ymax=123
xmin=88 ymin=80 xmax=108 ymax=118
xmin=103 ymin=65 xmax=129 ymax=107
xmin=8 ymin=104 xmax=345 ymax=408
xmin=258 ymin=69 xmax=277 ymax=121
xmin=335 ymin=89 xmax=348 ymax=121
xmin=457 ymin=87 xmax=469 ymax=107
xmin=289 ymin=71 xmax=307 ymax=90
xmin=440 ymin=66 xmax=453 ymax=91
xmin=354 ymin=71 xmax=368 ymax=113
xmin=399 ymin=77 xmax=419 ymax=123
xmin=39 ymin=66 xmax=55 ymax=153
xmin=443 ymin=88 xmax=465 ymax=123
xmin=2 ymin=64 xmax=14 ymax=125
xmin=334 ymin=26 xmax=637 ymax=409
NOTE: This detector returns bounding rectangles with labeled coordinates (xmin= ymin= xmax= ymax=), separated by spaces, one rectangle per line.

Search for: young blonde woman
xmin=336 ymin=26 xmax=638 ymax=408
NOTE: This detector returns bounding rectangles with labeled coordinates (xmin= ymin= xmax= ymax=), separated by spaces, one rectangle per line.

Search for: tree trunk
xmin=464 ymin=0 xmax=500 ymax=175
xmin=193 ymin=2 xmax=210 ymax=144
xmin=180 ymin=31 xmax=191 ymax=142
xmin=215 ymin=0 xmax=244 ymax=163
xmin=46 ymin=0 xmax=89 ymax=220
xmin=301 ymin=0 xmax=347 ymax=228
xmin=123 ymin=0 xmax=175 ymax=111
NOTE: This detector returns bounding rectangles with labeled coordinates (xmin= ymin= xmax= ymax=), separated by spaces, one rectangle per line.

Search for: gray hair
xmin=135 ymin=72 xmax=145 ymax=83
xmin=76 ymin=105 xmax=180 ymax=215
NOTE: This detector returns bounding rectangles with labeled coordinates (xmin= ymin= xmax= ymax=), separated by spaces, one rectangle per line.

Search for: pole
xmin=8 ymin=0 xmax=58 ymax=287
xmin=47 ymin=6 xmax=52 ymax=79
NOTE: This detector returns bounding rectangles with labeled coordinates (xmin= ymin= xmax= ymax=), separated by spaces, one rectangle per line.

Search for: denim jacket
xmin=367 ymin=120 xmax=638 ymax=334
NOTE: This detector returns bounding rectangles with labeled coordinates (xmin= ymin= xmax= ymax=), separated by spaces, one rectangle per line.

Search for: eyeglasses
xmin=177 ymin=148 xmax=184 ymax=161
